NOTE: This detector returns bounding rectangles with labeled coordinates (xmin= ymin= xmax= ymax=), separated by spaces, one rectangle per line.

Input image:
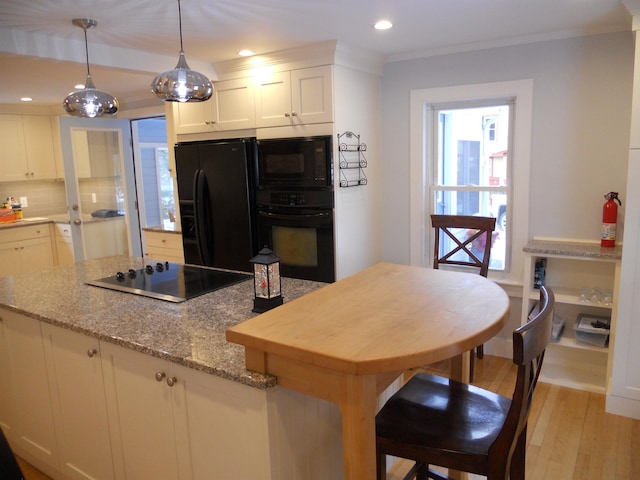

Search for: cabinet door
xmin=1 ymin=311 xmax=59 ymax=470
xmin=56 ymin=235 xmax=75 ymax=265
xmin=41 ymin=324 xmax=115 ymax=480
xmin=291 ymin=65 xmax=333 ymax=125
xmin=0 ymin=241 xmax=21 ymax=278
xmin=0 ymin=311 xmax=18 ymax=441
xmin=19 ymin=235 xmax=55 ymax=274
xmin=22 ymin=115 xmax=58 ymax=180
xmin=174 ymin=100 xmax=217 ymax=135
xmin=100 ymin=342 xmax=183 ymax=480
xmin=255 ymin=71 xmax=293 ymax=127
xmin=0 ymin=114 xmax=29 ymax=181
xmin=214 ymin=77 xmax=256 ymax=130
xmin=175 ymin=365 xmax=271 ymax=479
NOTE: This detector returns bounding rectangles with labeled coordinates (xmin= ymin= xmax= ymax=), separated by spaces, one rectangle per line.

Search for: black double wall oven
xmin=255 ymin=136 xmax=335 ymax=283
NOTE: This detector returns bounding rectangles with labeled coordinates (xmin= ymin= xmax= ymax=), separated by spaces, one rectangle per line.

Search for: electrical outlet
xmin=19 ymin=196 xmax=28 ymax=207
xmin=92 ymin=193 xmax=97 ymax=203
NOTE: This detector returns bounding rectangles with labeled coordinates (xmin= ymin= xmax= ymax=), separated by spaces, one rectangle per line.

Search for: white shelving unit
xmin=521 ymin=239 xmax=622 ymax=393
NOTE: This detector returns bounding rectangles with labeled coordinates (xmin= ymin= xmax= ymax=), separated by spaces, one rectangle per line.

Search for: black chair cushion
xmin=377 ymin=372 xmax=512 ymax=457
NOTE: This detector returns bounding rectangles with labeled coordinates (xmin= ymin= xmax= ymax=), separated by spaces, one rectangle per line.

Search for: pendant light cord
xmin=83 ymin=26 xmax=91 ymax=77
xmin=178 ymin=0 xmax=184 ymax=53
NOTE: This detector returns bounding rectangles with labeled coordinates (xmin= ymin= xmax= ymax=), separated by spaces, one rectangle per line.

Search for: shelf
xmin=526 ymin=287 xmax=614 ymax=309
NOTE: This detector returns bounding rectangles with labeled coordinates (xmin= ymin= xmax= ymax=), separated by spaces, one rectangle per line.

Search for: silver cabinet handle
xmin=166 ymin=377 xmax=177 ymax=387
xmin=155 ymin=372 xmax=166 ymax=382
xmin=291 ymin=111 xmax=298 ymax=116
xmin=87 ymin=348 xmax=98 ymax=358
xmin=284 ymin=112 xmax=290 ymax=117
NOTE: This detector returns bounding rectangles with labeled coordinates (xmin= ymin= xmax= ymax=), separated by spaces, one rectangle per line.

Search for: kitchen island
xmin=0 ymin=256 xmax=342 ymax=480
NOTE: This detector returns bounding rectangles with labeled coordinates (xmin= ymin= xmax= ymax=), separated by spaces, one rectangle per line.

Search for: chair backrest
xmin=431 ymin=214 xmax=497 ymax=277
xmin=491 ymin=286 xmax=554 ymax=467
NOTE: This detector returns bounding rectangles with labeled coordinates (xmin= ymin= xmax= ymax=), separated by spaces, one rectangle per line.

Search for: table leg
xmin=448 ymin=352 xmax=470 ymax=480
xmin=338 ymin=374 xmax=378 ymax=479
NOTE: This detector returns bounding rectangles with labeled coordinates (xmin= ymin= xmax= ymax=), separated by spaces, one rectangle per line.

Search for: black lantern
xmin=250 ymin=246 xmax=283 ymax=313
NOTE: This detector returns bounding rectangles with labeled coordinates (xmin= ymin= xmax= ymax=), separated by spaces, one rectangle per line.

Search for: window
xmin=433 ymin=102 xmax=512 ymax=271
xmin=409 ymin=80 xmax=533 ymax=283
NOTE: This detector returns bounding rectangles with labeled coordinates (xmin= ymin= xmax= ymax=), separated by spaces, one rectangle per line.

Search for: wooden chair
xmin=376 ymin=286 xmax=554 ymax=480
xmin=431 ymin=214 xmax=497 ymax=380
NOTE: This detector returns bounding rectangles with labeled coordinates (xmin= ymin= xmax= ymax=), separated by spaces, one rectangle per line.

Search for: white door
xmin=58 ymin=117 xmax=142 ymax=261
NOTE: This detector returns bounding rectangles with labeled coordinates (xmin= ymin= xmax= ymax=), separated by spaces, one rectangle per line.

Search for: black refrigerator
xmin=175 ymin=138 xmax=258 ymax=272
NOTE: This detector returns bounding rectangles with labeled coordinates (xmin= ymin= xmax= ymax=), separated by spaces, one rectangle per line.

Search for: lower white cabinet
xmin=143 ymin=229 xmax=184 ymax=263
xmin=41 ymin=323 xmax=115 ymax=480
xmin=0 ymin=224 xmax=55 ymax=277
xmin=0 ymin=310 xmax=59 ymax=472
xmin=100 ymin=341 xmax=273 ymax=480
xmin=54 ymin=223 xmax=74 ymax=265
xmin=0 ymin=311 xmax=344 ymax=480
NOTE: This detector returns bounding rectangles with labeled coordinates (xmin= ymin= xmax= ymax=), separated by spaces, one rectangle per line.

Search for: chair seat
xmin=377 ymin=372 xmax=511 ymax=464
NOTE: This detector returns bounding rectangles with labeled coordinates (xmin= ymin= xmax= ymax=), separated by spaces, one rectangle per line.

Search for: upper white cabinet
xmin=72 ymin=130 xmax=121 ymax=178
xmin=0 ymin=114 xmax=58 ymax=181
xmin=174 ymin=77 xmax=256 ymax=134
xmin=255 ymin=65 xmax=333 ymax=127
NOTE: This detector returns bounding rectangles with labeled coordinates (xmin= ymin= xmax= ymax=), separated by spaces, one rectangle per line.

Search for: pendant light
xmin=63 ymin=18 xmax=119 ymax=118
xmin=151 ymin=0 xmax=213 ymax=102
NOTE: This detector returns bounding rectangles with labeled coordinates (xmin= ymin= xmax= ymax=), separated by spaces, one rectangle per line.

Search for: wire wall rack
xmin=337 ymin=131 xmax=367 ymax=187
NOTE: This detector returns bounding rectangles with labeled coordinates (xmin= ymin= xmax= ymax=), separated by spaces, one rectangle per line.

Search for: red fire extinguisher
xmin=601 ymin=192 xmax=622 ymax=248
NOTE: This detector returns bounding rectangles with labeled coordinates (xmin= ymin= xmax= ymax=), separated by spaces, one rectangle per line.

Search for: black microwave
xmin=256 ymin=136 xmax=333 ymax=189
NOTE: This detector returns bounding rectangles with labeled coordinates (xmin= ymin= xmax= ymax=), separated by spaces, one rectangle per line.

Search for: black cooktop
xmin=86 ymin=262 xmax=251 ymax=303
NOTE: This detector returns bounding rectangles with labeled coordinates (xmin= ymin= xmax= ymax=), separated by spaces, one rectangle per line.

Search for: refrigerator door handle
xmin=193 ymin=169 xmax=213 ymax=265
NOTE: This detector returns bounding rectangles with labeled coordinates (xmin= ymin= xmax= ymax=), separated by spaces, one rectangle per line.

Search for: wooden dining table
xmin=226 ymin=262 xmax=510 ymax=479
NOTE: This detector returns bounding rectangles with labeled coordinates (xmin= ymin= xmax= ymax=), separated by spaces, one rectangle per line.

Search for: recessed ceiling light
xmin=374 ymin=20 xmax=393 ymax=30
xmin=238 ymin=49 xmax=255 ymax=57
xmin=20 ymin=97 xmax=33 ymax=102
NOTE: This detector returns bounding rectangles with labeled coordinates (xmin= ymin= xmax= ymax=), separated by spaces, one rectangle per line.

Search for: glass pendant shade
xmin=63 ymin=18 xmax=118 ymax=118
xmin=151 ymin=0 xmax=213 ymax=103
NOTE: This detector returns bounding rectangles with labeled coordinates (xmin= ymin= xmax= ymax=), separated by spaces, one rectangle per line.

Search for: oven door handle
xmin=258 ymin=211 xmax=331 ymax=221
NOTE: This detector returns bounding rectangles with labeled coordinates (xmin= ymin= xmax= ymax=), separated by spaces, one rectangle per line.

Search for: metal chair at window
xmin=431 ymin=214 xmax=497 ymax=381
xmin=376 ymin=286 xmax=554 ymax=480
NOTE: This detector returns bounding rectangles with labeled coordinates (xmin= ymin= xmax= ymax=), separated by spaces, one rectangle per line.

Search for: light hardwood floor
xmin=14 ymin=355 xmax=640 ymax=480
xmin=388 ymin=355 xmax=640 ymax=479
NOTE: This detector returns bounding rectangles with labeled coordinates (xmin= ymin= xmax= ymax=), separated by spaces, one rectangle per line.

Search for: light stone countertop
xmin=523 ymin=239 xmax=623 ymax=259
xmin=0 ymin=256 xmax=327 ymax=389
xmin=0 ymin=214 xmax=125 ymax=230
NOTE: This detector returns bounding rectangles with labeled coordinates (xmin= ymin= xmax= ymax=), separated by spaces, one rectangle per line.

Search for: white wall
xmin=380 ymin=32 xmax=633 ymax=268
xmin=333 ymin=65 xmax=383 ymax=279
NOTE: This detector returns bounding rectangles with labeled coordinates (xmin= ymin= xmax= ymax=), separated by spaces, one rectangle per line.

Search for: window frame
xmin=409 ymin=80 xmax=533 ymax=284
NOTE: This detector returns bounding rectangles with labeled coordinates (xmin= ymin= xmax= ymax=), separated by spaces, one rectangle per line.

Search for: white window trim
xmin=409 ymin=80 xmax=533 ymax=285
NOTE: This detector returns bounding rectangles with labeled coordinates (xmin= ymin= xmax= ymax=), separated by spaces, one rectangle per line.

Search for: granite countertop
xmin=0 ymin=214 xmax=124 ymax=230
xmin=0 ymin=256 xmax=326 ymax=389
xmin=142 ymin=222 xmax=181 ymax=234
xmin=523 ymin=239 xmax=623 ymax=260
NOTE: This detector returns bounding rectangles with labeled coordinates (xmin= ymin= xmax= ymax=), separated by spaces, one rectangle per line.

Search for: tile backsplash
xmin=0 ymin=178 xmax=123 ymax=218
xmin=0 ymin=180 xmax=67 ymax=217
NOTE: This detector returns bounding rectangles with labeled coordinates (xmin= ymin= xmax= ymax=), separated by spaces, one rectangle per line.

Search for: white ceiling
xmin=0 ymin=0 xmax=634 ymax=109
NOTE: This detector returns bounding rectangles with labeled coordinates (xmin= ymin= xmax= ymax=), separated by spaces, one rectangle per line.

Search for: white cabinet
xmin=143 ymin=229 xmax=184 ymax=263
xmin=255 ymin=65 xmax=333 ymax=127
xmin=174 ymin=77 xmax=256 ymax=134
xmin=72 ymin=130 xmax=121 ymax=178
xmin=0 ymin=114 xmax=58 ymax=181
xmin=0 ymin=310 xmax=59 ymax=471
xmin=100 ymin=341 xmax=272 ymax=480
xmin=41 ymin=323 xmax=115 ymax=480
xmin=0 ymin=224 xmax=55 ymax=277
xmin=54 ymin=223 xmax=74 ymax=265
xmin=521 ymin=240 xmax=621 ymax=393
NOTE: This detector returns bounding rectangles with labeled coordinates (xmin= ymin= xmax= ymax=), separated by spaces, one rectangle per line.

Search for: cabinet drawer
xmin=54 ymin=223 xmax=72 ymax=238
xmin=1 ymin=224 xmax=51 ymax=243
xmin=144 ymin=231 xmax=182 ymax=250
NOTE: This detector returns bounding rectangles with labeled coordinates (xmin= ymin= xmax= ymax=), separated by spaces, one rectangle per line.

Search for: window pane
xmin=436 ymin=105 xmax=509 ymax=188
xmin=433 ymin=103 xmax=510 ymax=272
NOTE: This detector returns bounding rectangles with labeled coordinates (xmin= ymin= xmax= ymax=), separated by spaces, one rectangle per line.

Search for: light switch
xmin=92 ymin=193 xmax=97 ymax=203
xmin=19 ymin=196 xmax=28 ymax=207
